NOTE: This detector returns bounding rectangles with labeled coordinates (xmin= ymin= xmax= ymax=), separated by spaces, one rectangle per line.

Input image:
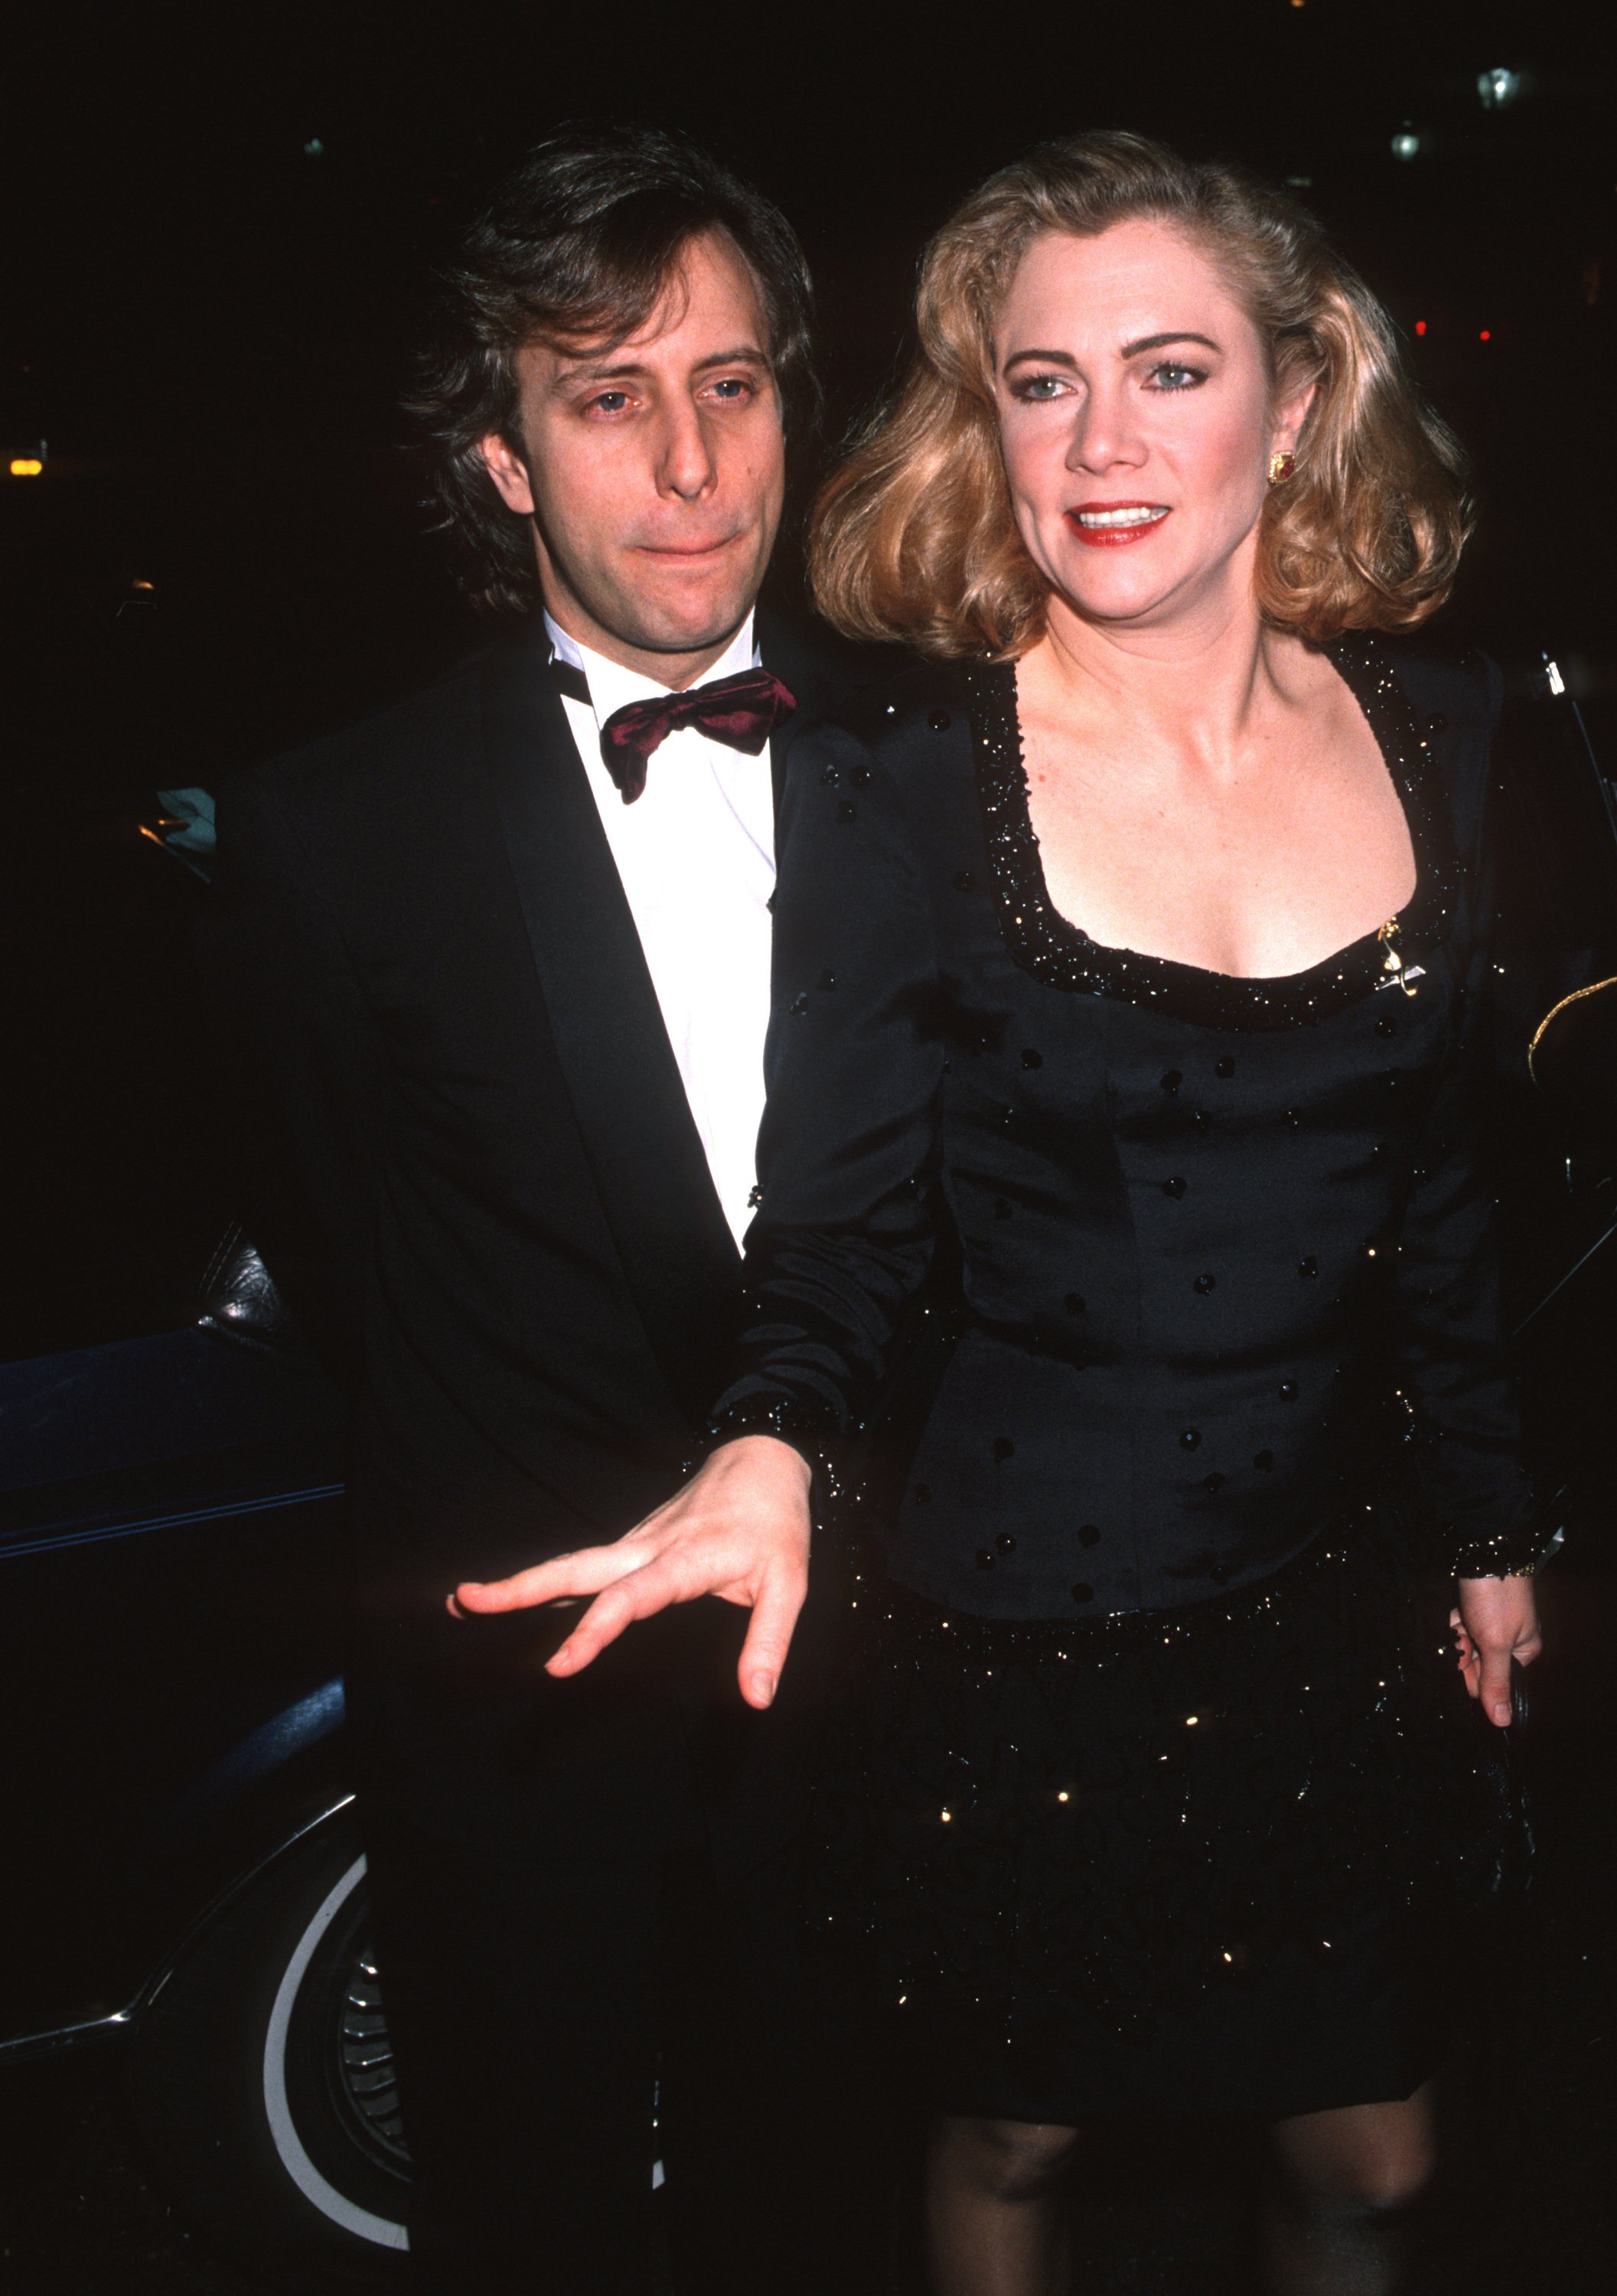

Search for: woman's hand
xmin=1450 ymin=1575 xmax=1543 ymax=1728
xmin=450 ymin=1436 xmax=813 ymax=1711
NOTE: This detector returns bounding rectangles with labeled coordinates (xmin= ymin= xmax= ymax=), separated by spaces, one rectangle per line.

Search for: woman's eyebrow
xmin=1001 ymin=347 xmax=1078 ymax=373
xmin=1002 ymin=331 xmax=1224 ymax=377
xmin=1119 ymin=330 xmax=1221 ymax=357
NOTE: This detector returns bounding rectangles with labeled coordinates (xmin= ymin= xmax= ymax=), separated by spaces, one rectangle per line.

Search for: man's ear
xmin=480 ymin=430 xmax=536 ymax=516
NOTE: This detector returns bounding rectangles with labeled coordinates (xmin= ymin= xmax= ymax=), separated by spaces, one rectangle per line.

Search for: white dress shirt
xmin=545 ymin=611 xmax=775 ymax=1250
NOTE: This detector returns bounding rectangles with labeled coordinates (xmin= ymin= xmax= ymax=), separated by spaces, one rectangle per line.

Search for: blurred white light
xmin=1391 ymin=129 xmax=1420 ymax=161
xmin=1477 ymin=67 xmax=1521 ymax=109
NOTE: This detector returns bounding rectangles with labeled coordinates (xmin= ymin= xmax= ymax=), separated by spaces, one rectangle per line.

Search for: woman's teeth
xmin=1075 ymin=506 xmax=1169 ymax=528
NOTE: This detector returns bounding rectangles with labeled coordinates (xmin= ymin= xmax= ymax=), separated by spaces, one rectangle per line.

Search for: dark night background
xmin=2 ymin=0 xmax=1614 ymax=2288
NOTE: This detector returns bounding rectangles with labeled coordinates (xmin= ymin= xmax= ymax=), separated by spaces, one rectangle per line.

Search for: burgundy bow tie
xmin=552 ymin=657 xmax=796 ymax=804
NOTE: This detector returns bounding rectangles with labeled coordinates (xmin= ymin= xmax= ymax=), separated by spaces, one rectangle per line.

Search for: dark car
xmin=0 ymin=651 xmax=1611 ymax=2291
xmin=1 ymin=744 xmax=418 ymax=2283
xmin=0 ymin=1230 xmax=417 ymax=2282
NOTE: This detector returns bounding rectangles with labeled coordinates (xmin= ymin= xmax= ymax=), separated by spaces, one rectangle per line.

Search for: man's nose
xmin=656 ymin=400 xmax=719 ymax=501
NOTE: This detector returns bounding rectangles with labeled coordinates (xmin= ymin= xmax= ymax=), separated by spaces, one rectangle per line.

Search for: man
xmin=204 ymin=125 xmax=890 ymax=2294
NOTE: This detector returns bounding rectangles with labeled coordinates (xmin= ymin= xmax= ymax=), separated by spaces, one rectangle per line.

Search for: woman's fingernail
xmin=754 ymin=1673 xmax=777 ymax=1707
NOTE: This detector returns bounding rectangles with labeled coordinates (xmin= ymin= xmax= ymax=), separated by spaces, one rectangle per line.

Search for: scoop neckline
xmin=962 ymin=634 xmax=1456 ymax=1032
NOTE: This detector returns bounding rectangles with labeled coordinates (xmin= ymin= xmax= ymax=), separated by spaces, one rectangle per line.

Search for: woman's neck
xmin=1025 ymin=587 xmax=1308 ymax=779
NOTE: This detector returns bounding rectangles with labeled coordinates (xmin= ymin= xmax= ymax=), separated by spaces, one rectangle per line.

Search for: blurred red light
xmin=1414 ymin=320 xmax=1427 ymax=336
xmin=1479 ymin=329 xmax=1491 ymax=341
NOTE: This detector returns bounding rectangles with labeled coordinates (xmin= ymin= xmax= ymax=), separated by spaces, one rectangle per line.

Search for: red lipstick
xmin=1066 ymin=501 xmax=1172 ymax=548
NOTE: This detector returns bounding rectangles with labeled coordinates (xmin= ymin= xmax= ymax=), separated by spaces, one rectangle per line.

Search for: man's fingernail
xmin=1495 ymin=1704 xmax=1511 ymax=1725
xmin=754 ymin=1673 xmax=777 ymax=1707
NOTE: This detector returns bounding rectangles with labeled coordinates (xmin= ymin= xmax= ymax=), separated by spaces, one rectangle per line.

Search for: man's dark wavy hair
xmin=409 ymin=122 xmax=819 ymax=619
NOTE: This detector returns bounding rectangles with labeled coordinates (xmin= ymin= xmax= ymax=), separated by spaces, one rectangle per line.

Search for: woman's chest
xmin=1023 ymin=737 xmax=1417 ymax=982
xmin=934 ymin=944 xmax=1458 ymax=1196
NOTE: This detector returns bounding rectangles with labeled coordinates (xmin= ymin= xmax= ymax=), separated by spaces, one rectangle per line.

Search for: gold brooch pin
xmin=1377 ymin=918 xmax=1420 ymax=996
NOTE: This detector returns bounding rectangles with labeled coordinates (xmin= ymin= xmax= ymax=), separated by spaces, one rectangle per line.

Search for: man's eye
xmin=1146 ymin=362 xmax=1207 ymax=392
xmin=708 ymin=377 xmax=752 ymax=400
xmin=591 ymin=390 xmax=631 ymax=414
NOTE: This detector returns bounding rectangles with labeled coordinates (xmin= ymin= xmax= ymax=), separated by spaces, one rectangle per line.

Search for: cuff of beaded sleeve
xmin=699 ymin=1395 xmax=847 ymax=1510
xmin=1451 ymin=1517 xmax=1554 ymax=1579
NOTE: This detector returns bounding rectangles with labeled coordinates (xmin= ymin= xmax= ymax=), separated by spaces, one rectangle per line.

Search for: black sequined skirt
xmin=810 ymin=1495 xmax=1527 ymax=2120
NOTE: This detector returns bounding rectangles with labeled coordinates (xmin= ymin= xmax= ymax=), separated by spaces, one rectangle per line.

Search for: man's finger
xmin=1476 ymin=1644 xmax=1514 ymax=1730
xmin=452 ymin=1539 xmax=649 ymax=1616
xmin=736 ymin=1568 xmax=807 ymax=1711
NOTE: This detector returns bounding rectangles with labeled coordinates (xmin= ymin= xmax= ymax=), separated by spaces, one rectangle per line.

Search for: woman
xmin=462 ymin=134 xmax=1544 ymax=2293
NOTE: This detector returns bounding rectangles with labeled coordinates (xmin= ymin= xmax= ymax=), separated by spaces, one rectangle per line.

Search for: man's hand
xmin=1451 ymin=1574 xmax=1543 ymax=1728
xmin=451 ymin=1436 xmax=813 ymax=1710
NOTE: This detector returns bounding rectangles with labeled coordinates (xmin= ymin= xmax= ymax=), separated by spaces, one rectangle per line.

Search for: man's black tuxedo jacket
xmin=203 ymin=608 xmax=889 ymax=1629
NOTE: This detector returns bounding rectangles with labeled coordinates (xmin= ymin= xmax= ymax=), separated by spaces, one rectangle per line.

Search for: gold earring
xmin=1268 ymin=450 xmax=1297 ymax=485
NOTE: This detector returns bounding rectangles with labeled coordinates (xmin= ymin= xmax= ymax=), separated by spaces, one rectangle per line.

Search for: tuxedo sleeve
xmin=709 ymin=723 xmax=944 ymax=1458
xmin=1396 ymin=660 xmax=1545 ymax=1577
xmin=199 ymin=769 xmax=383 ymax=1385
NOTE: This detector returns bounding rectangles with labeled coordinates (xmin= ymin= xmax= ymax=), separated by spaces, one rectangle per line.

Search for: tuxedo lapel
xmin=479 ymin=622 xmax=741 ymax=1428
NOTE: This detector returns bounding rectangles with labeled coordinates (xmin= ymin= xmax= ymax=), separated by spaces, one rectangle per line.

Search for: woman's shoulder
xmin=791 ymin=649 xmax=970 ymax=740
xmin=781 ymin=650 xmax=980 ymax=801
xmin=1368 ymin=631 xmax=1503 ymax=745
xmin=776 ymin=654 xmax=987 ymax=898
xmin=1359 ymin=634 xmax=1506 ymax=767
xmin=784 ymin=651 xmax=985 ymax=790
xmin=1345 ymin=632 xmax=1503 ymax=874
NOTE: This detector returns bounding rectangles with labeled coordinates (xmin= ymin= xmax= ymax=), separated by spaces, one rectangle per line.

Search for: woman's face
xmin=991 ymin=217 xmax=1308 ymax=634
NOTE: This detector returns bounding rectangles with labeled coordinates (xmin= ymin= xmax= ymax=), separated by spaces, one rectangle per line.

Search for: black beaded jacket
xmin=712 ymin=637 xmax=1544 ymax=1619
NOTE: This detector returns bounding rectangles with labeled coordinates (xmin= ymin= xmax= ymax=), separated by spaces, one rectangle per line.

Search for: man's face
xmin=480 ymin=230 xmax=787 ymax=681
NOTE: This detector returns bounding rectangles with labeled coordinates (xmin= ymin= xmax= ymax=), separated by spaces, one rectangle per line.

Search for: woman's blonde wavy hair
xmin=810 ymin=132 xmax=1471 ymax=657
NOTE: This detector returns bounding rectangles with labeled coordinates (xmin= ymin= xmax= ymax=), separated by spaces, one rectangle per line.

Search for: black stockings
xmin=925 ymin=2117 xmax=1081 ymax=2296
xmin=1260 ymin=2082 xmax=1436 ymax=2295
xmin=923 ymin=2083 xmax=1436 ymax=2295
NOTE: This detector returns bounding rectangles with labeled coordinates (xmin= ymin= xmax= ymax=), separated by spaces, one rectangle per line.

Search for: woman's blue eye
xmin=1017 ymin=374 xmax=1067 ymax=400
xmin=1148 ymin=363 xmax=1205 ymax=391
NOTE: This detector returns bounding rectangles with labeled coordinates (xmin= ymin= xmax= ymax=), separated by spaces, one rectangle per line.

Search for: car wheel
xmin=130 ymin=1810 xmax=412 ymax=2287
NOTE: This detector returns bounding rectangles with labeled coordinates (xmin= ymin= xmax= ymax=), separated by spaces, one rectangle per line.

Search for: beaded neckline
xmin=963 ymin=635 xmax=1457 ymax=1032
